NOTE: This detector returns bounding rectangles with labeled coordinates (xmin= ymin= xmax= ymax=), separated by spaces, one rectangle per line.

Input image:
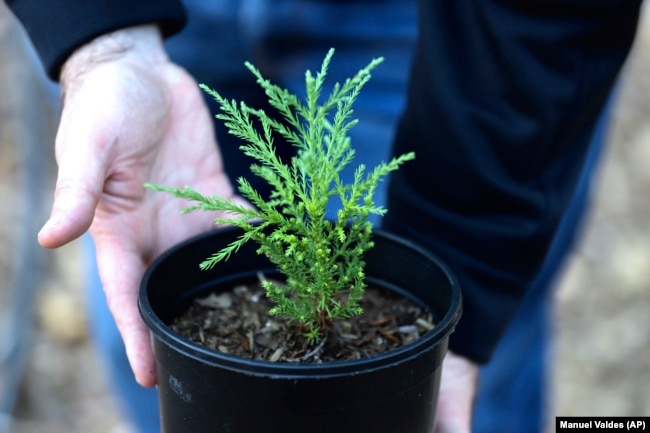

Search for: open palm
xmin=39 ymin=29 xmax=244 ymax=386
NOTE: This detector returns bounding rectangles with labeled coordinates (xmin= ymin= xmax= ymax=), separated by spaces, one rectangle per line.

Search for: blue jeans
xmin=84 ymin=1 xmax=604 ymax=431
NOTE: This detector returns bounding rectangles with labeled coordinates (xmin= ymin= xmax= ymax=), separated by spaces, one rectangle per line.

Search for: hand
xmin=434 ymin=351 xmax=479 ymax=433
xmin=38 ymin=25 xmax=245 ymax=387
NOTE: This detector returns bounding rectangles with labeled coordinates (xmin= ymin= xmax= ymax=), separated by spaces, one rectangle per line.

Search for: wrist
xmin=60 ymin=25 xmax=168 ymax=87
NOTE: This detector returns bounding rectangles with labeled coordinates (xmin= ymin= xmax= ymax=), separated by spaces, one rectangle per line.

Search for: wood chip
xmin=378 ymin=329 xmax=400 ymax=344
xmin=397 ymin=325 xmax=419 ymax=335
xmin=416 ymin=318 xmax=435 ymax=331
xmin=370 ymin=315 xmax=395 ymax=326
xmin=247 ymin=331 xmax=255 ymax=353
xmin=196 ymin=293 xmax=232 ymax=309
xmin=269 ymin=348 xmax=284 ymax=362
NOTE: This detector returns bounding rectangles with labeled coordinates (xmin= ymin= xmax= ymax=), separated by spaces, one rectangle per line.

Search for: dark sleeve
xmin=4 ymin=0 xmax=187 ymax=80
xmin=382 ymin=0 xmax=641 ymax=363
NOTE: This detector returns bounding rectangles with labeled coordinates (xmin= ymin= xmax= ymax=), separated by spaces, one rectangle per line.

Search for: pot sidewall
xmin=139 ymin=227 xmax=462 ymax=433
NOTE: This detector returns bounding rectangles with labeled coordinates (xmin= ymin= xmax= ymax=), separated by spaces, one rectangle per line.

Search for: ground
xmin=0 ymin=4 xmax=649 ymax=433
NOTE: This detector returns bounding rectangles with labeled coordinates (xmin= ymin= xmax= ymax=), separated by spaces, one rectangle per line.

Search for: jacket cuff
xmin=7 ymin=0 xmax=187 ymax=80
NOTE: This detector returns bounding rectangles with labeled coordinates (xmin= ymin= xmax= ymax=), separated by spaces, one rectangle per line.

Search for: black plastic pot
xmin=139 ymin=227 xmax=462 ymax=433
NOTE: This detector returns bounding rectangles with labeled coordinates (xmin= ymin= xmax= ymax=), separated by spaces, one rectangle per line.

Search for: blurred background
xmin=1 ymin=3 xmax=649 ymax=433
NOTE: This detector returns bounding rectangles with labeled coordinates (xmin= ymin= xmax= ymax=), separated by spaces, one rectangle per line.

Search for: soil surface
xmin=172 ymin=282 xmax=433 ymax=363
xmin=1 ymin=4 xmax=649 ymax=433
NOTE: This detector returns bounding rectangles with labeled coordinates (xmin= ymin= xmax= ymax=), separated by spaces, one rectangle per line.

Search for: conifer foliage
xmin=146 ymin=49 xmax=414 ymax=342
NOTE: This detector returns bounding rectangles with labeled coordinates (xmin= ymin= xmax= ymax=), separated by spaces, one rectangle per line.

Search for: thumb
xmin=38 ymin=128 xmax=108 ymax=249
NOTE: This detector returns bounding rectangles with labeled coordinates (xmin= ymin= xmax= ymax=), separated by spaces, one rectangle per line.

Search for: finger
xmin=39 ymin=102 xmax=112 ymax=248
xmin=95 ymin=236 xmax=158 ymax=387
xmin=38 ymin=172 xmax=103 ymax=248
xmin=434 ymin=352 xmax=478 ymax=433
